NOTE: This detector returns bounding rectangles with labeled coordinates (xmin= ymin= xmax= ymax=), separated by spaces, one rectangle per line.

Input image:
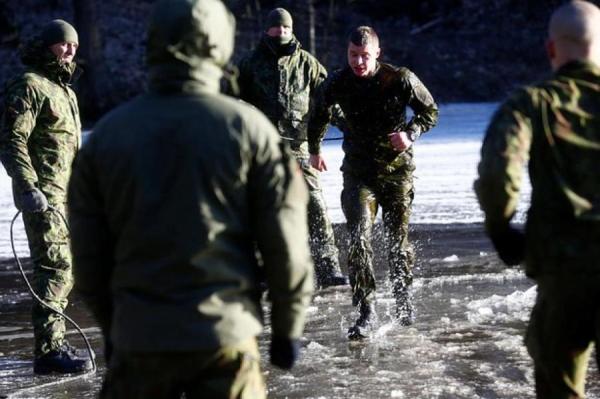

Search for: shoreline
xmin=1 ymin=221 xmax=498 ymax=271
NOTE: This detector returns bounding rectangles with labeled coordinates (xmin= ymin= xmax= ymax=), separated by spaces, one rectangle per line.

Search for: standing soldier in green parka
xmin=0 ymin=19 xmax=92 ymax=374
xmin=237 ymin=8 xmax=348 ymax=289
xmin=68 ymin=0 xmax=314 ymax=396
xmin=308 ymin=26 xmax=438 ymax=339
xmin=475 ymin=1 xmax=600 ymax=397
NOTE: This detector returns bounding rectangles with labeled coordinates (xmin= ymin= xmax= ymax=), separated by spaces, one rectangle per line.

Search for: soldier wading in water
xmin=309 ymin=26 xmax=438 ymax=339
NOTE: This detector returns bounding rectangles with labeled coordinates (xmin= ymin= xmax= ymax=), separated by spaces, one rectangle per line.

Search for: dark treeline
xmin=0 ymin=0 xmax=596 ymax=123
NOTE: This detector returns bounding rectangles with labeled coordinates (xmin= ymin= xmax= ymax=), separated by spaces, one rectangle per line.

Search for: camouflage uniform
xmin=475 ymin=60 xmax=600 ymax=398
xmin=0 ymin=38 xmax=81 ymax=357
xmin=309 ymin=63 xmax=438 ymax=323
xmin=238 ymin=35 xmax=344 ymax=285
xmin=69 ymin=0 xmax=313 ymax=396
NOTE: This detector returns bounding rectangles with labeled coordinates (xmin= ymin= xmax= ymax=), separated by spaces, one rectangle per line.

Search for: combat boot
xmin=347 ymin=300 xmax=376 ymax=340
xmin=33 ymin=344 xmax=93 ymax=375
xmin=61 ymin=340 xmax=96 ymax=360
xmin=316 ymin=259 xmax=349 ymax=288
xmin=318 ymin=272 xmax=349 ymax=288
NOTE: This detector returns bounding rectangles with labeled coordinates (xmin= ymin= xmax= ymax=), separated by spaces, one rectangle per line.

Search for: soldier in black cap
xmin=238 ymin=7 xmax=348 ymax=289
xmin=0 ymin=19 xmax=91 ymax=374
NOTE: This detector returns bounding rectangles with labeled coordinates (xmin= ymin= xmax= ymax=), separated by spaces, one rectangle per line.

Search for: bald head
xmin=547 ymin=0 xmax=600 ymax=69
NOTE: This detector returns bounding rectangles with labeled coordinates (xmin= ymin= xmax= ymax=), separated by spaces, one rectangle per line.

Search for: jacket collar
xmin=20 ymin=41 xmax=77 ymax=85
xmin=555 ymin=60 xmax=600 ymax=81
xmin=259 ymin=34 xmax=300 ymax=58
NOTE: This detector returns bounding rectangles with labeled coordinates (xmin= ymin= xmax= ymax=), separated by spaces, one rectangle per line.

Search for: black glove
xmin=270 ymin=336 xmax=300 ymax=370
xmin=489 ymin=226 xmax=525 ymax=266
xmin=19 ymin=188 xmax=48 ymax=213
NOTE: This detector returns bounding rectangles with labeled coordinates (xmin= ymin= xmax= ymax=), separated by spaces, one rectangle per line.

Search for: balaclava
xmin=266 ymin=8 xmax=293 ymax=45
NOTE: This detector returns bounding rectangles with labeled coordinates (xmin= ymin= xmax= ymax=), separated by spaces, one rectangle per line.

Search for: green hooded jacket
xmin=68 ymin=0 xmax=314 ymax=352
xmin=0 ymin=37 xmax=81 ymax=205
xmin=475 ymin=60 xmax=600 ymax=277
xmin=238 ymin=35 xmax=327 ymax=155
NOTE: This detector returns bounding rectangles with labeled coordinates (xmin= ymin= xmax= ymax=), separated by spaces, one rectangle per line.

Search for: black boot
xmin=60 ymin=340 xmax=96 ymax=359
xmin=34 ymin=344 xmax=94 ymax=375
xmin=315 ymin=259 xmax=350 ymax=288
xmin=316 ymin=258 xmax=349 ymax=288
xmin=347 ymin=300 xmax=376 ymax=340
xmin=318 ymin=272 xmax=349 ymax=288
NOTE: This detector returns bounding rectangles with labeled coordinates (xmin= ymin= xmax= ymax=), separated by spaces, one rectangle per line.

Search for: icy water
xmin=320 ymin=102 xmax=531 ymax=225
xmin=1 ymin=103 xmax=598 ymax=398
xmin=0 ymin=103 xmax=526 ymax=259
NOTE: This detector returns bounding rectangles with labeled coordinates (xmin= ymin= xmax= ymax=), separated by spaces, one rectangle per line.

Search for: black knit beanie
xmin=40 ymin=19 xmax=78 ymax=47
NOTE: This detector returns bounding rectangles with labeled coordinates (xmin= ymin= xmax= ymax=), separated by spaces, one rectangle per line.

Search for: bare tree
xmin=307 ymin=0 xmax=316 ymax=55
xmin=285 ymin=0 xmax=316 ymax=55
xmin=73 ymin=0 xmax=113 ymax=122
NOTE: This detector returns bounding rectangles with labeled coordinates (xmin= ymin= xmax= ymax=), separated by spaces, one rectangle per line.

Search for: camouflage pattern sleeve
xmin=68 ymin=137 xmax=115 ymax=334
xmin=308 ymin=57 xmax=327 ymax=92
xmin=404 ymin=71 xmax=439 ymax=137
xmin=307 ymin=75 xmax=335 ymax=155
xmin=474 ymin=91 xmax=533 ymax=232
xmin=0 ymin=78 xmax=43 ymax=193
xmin=248 ymin=116 xmax=314 ymax=339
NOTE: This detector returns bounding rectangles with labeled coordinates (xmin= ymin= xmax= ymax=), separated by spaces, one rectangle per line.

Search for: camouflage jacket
xmin=475 ymin=60 xmax=600 ymax=276
xmin=308 ymin=63 xmax=438 ymax=177
xmin=69 ymin=1 xmax=314 ymax=352
xmin=238 ymin=35 xmax=327 ymax=155
xmin=0 ymin=41 xmax=81 ymax=205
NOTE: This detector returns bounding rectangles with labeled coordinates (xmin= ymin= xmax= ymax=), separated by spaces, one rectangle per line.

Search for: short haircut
xmin=549 ymin=0 xmax=600 ymax=45
xmin=348 ymin=26 xmax=379 ymax=47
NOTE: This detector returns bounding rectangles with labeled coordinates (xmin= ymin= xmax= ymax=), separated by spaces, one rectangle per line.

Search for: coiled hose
xmin=8 ymin=206 xmax=97 ymax=394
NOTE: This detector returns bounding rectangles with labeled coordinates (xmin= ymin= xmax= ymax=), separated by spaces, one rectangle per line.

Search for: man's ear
xmin=376 ymin=47 xmax=381 ymax=59
xmin=546 ymin=39 xmax=556 ymax=61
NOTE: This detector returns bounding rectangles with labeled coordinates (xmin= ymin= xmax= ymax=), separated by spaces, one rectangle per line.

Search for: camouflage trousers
xmin=22 ymin=204 xmax=73 ymax=357
xmin=100 ymin=338 xmax=266 ymax=399
xmin=298 ymin=157 xmax=342 ymax=284
xmin=526 ymin=274 xmax=600 ymax=399
xmin=341 ymin=169 xmax=415 ymax=316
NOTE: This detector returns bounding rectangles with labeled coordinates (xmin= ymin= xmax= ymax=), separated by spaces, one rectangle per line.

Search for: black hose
xmin=9 ymin=207 xmax=97 ymax=375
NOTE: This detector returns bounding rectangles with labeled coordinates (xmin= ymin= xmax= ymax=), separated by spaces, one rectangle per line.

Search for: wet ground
xmin=3 ymin=223 xmax=599 ymax=398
